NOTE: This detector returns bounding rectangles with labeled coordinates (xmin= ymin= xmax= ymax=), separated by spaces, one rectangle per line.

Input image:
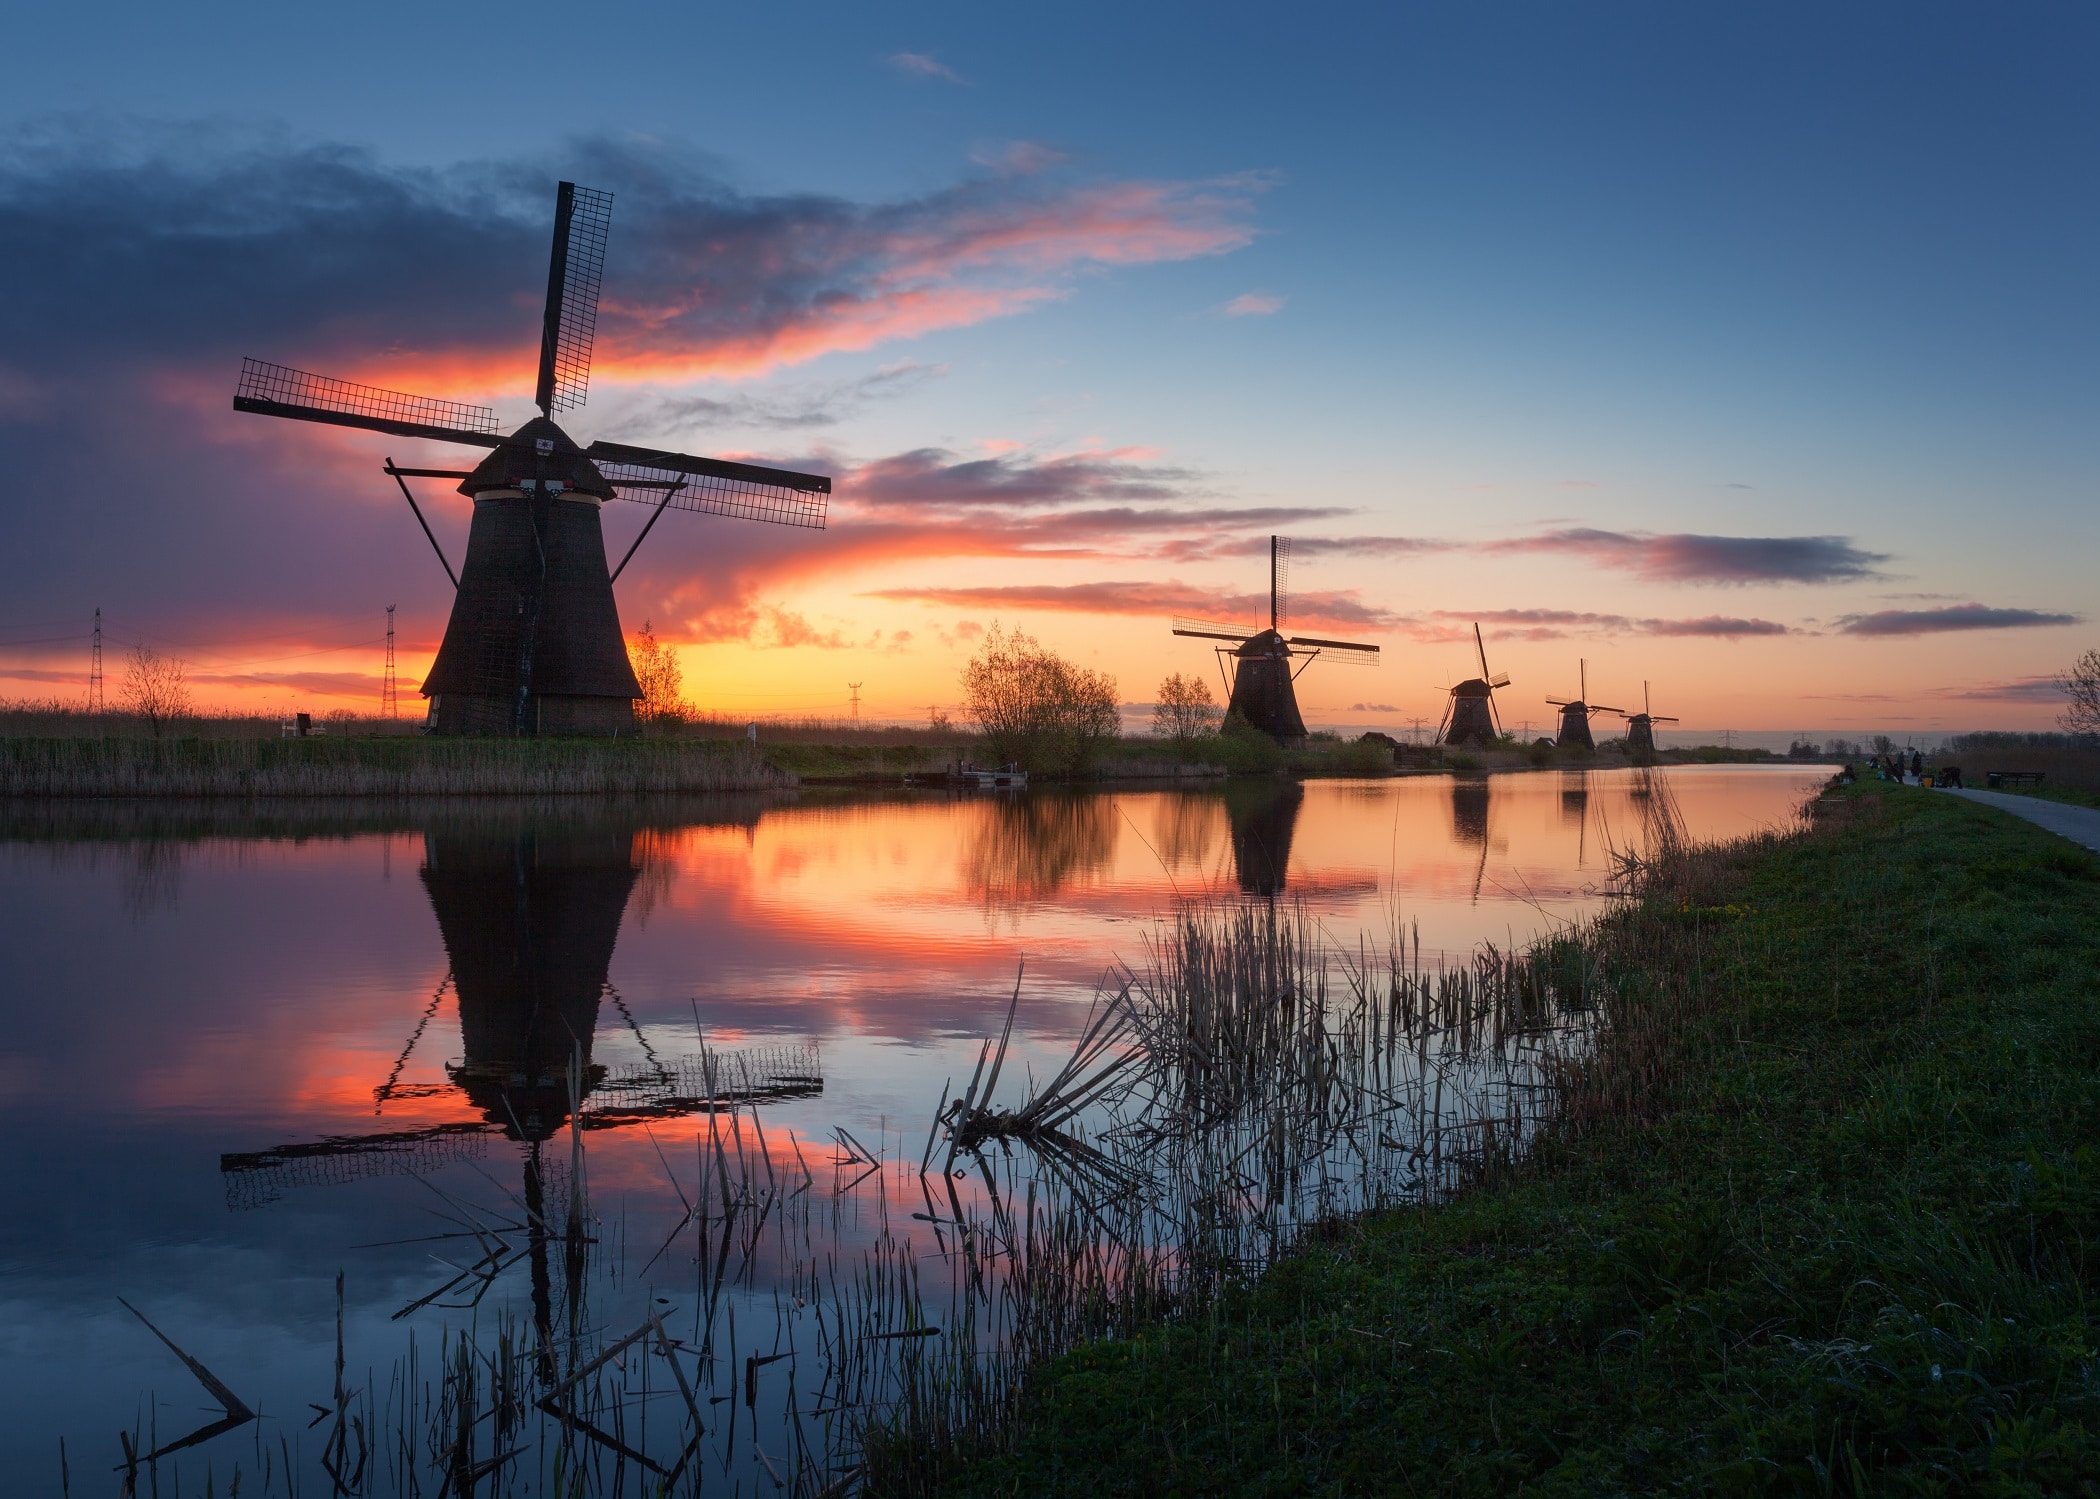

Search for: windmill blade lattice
xmin=234 ymin=359 xmax=504 ymax=447
xmin=536 ymin=182 xmax=614 ymax=415
xmin=589 ymin=442 xmax=830 ymax=530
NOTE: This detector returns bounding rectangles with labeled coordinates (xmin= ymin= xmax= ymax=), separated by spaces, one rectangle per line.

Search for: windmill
xmin=1171 ymin=536 xmax=1379 ymax=746
xmin=1619 ymin=681 xmax=1680 ymax=758
xmin=1544 ymin=660 xmax=1622 ymax=750
xmin=234 ymin=182 xmax=831 ymax=737
xmin=1437 ymin=624 xmax=1510 ymax=748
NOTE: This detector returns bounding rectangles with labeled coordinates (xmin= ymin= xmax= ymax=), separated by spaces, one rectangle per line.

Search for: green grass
xmin=1992 ymin=782 xmax=2100 ymax=814
xmin=929 ymin=783 xmax=2100 ymax=1495
xmin=0 ymin=734 xmax=787 ymax=797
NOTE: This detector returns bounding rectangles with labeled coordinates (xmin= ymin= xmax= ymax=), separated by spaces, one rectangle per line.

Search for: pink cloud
xmin=1222 ymin=291 xmax=1285 ymax=317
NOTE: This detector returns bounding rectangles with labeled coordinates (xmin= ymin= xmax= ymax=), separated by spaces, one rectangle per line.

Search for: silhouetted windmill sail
xmin=234 ymin=360 xmax=506 ymax=447
xmin=1168 ymin=536 xmax=1380 ymax=747
xmin=1437 ymin=622 xmax=1509 ymax=747
xmin=536 ymin=182 xmax=613 ymax=416
xmin=234 ymin=181 xmax=832 ymax=737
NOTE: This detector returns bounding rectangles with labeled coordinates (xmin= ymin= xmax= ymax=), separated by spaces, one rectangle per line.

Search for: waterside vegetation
xmin=0 ymin=735 xmax=789 ymax=798
xmin=926 ymin=781 xmax=2100 ymax=1494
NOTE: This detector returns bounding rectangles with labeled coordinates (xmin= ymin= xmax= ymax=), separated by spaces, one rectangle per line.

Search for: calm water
xmin=0 ymin=766 xmax=1822 ymax=1492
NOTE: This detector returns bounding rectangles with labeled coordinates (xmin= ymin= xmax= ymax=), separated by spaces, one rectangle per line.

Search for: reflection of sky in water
xmin=0 ymin=766 xmax=1823 ymax=1482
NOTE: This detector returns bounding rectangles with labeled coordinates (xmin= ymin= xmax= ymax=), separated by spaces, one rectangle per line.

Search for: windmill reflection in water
xmin=218 ymin=814 xmax=821 ymax=1369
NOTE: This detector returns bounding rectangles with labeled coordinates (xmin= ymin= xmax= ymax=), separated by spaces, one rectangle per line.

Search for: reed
xmin=0 ymin=735 xmax=792 ymax=798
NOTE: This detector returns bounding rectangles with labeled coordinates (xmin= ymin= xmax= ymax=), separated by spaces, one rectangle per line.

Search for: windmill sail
xmin=234 ymin=359 xmax=503 ymax=447
xmin=535 ymin=182 xmax=614 ymax=416
xmin=586 ymin=440 xmax=830 ymax=529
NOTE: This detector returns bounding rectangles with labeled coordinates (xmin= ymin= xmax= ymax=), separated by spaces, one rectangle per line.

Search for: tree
xmin=2060 ymin=649 xmax=2100 ymax=737
xmin=960 ymin=624 xmax=1120 ymax=773
xmin=1153 ymin=672 xmax=1222 ymax=747
xmin=628 ymin=621 xmax=685 ymax=731
xmin=122 ymin=643 xmax=191 ymax=739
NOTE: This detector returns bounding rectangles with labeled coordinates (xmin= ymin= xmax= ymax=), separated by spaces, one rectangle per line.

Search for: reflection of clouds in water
xmin=1150 ymin=792 xmax=1224 ymax=870
xmin=962 ymin=793 xmax=1121 ymax=906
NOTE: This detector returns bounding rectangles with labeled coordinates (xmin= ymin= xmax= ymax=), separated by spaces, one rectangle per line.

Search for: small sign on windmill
xmin=1619 ymin=681 xmax=1680 ymax=758
xmin=1545 ymin=659 xmax=1623 ymax=750
xmin=1438 ymin=623 xmax=1510 ymax=748
xmin=1171 ymin=536 xmax=1379 ymax=747
xmin=233 ymin=182 xmax=833 ymax=738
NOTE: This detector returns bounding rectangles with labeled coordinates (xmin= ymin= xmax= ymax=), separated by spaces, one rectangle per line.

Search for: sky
xmin=1 ymin=2 xmax=2095 ymax=736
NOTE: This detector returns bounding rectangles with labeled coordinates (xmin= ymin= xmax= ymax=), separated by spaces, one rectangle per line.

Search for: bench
xmin=1986 ymin=771 xmax=2046 ymax=789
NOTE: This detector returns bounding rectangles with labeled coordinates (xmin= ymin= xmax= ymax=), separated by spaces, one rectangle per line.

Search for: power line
xmin=847 ymin=681 xmax=863 ymax=725
xmin=382 ymin=605 xmax=398 ymax=719
xmin=88 ymin=609 xmax=104 ymax=713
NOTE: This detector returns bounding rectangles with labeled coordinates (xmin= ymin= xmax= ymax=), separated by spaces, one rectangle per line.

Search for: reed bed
xmin=0 ymin=735 xmax=791 ymax=798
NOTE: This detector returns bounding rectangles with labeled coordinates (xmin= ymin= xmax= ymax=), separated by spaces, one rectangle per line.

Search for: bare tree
xmin=961 ymin=623 xmax=1120 ymax=773
xmin=1152 ymin=672 xmax=1222 ymax=746
xmin=122 ymin=644 xmax=192 ymax=739
xmin=627 ymin=621 xmax=686 ymax=732
xmin=2060 ymin=648 xmax=2100 ymax=737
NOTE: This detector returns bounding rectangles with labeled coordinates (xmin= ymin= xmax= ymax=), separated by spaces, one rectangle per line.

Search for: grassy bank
xmin=0 ymin=735 xmax=790 ymax=797
xmin=930 ymin=782 xmax=2100 ymax=1494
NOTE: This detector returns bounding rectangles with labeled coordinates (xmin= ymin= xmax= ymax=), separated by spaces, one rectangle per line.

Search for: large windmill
xmin=234 ymin=182 xmax=831 ymax=736
xmin=1437 ymin=624 xmax=1510 ymax=748
xmin=1545 ymin=660 xmax=1622 ymax=750
xmin=1172 ymin=536 xmax=1379 ymax=746
xmin=1619 ymin=681 xmax=1680 ymax=758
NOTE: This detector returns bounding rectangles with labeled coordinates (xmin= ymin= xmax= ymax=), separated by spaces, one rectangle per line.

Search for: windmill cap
xmin=459 ymin=416 xmax=615 ymax=500
xmin=1234 ymin=627 xmax=1292 ymax=658
xmin=1452 ymin=678 xmax=1493 ymax=696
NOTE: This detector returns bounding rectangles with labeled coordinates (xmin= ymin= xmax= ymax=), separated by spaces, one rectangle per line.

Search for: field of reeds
xmin=0 ymin=736 xmax=792 ymax=798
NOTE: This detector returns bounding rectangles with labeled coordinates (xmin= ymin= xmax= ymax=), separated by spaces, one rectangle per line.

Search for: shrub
xmin=1197 ymin=718 xmax=1287 ymax=774
xmin=961 ymin=624 xmax=1120 ymax=774
xmin=628 ymin=621 xmax=686 ymax=732
xmin=1152 ymin=672 xmax=1222 ymax=751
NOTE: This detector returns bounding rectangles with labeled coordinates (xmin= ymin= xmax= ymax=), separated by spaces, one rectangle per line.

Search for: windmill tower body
xmin=1548 ymin=660 xmax=1620 ymax=751
xmin=1440 ymin=625 xmax=1508 ymax=747
xmin=1619 ymin=682 xmax=1678 ymax=759
xmin=1228 ymin=630 xmax=1309 ymax=745
xmin=1555 ymin=702 xmax=1597 ymax=750
xmin=1173 ymin=536 xmax=1378 ymax=747
xmin=423 ymin=419 xmax=641 ymax=736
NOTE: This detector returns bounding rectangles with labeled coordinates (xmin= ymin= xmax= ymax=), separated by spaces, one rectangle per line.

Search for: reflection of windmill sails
xmin=1450 ymin=777 xmax=1492 ymax=902
xmin=1225 ymin=779 xmax=1305 ymax=896
xmin=221 ymin=813 xmax=821 ymax=1208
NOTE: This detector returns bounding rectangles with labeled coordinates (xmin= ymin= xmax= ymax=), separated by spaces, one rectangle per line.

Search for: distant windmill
xmin=1545 ymin=660 xmax=1622 ymax=750
xmin=1171 ymin=536 xmax=1379 ymax=746
xmin=1619 ymin=681 xmax=1680 ymax=758
xmin=233 ymin=181 xmax=831 ymax=737
xmin=1437 ymin=624 xmax=1510 ymax=748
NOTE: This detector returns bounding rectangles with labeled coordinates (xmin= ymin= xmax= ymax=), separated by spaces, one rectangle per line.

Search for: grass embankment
xmin=935 ymin=783 xmax=2100 ymax=1494
xmin=0 ymin=735 xmax=789 ymax=797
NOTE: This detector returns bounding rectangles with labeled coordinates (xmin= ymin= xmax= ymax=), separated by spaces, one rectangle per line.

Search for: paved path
xmin=1943 ymin=787 xmax=2100 ymax=854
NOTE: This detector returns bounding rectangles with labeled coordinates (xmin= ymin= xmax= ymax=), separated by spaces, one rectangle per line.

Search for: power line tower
xmin=847 ymin=681 xmax=863 ymax=725
xmin=382 ymin=604 xmax=398 ymax=719
xmin=88 ymin=607 xmax=104 ymax=714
